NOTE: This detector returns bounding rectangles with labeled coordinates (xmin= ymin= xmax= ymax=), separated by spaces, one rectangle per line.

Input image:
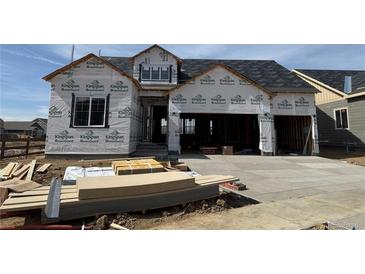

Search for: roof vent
xmin=344 ymin=76 xmax=352 ymax=93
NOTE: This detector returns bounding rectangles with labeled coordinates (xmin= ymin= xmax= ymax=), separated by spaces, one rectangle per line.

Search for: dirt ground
xmin=319 ymin=148 xmax=365 ymax=167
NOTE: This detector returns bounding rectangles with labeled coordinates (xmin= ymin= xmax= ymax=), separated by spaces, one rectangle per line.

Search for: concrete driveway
xmin=157 ymin=155 xmax=365 ymax=229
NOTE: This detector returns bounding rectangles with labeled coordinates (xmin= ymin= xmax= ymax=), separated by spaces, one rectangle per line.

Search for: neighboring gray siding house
xmin=43 ymin=44 xmax=319 ymax=158
xmin=293 ymin=69 xmax=365 ymax=149
xmin=2 ymin=118 xmax=47 ymax=138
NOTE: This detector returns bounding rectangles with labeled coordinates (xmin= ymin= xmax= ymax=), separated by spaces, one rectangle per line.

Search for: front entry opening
xmin=152 ymin=105 xmax=167 ymax=144
xmin=180 ymin=113 xmax=259 ymax=154
xmin=274 ymin=115 xmax=312 ymax=155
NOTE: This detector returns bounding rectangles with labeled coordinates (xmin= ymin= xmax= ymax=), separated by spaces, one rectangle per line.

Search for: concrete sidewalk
xmin=156 ymin=155 xmax=365 ymax=229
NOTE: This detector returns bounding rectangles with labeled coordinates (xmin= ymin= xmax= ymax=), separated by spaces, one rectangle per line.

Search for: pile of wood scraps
xmin=0 ymin=160 xmax=52 ymax=205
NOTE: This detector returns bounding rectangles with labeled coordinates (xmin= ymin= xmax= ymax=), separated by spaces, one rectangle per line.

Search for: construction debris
xmin=25 ymin=160 xmax=37 ymax=181
xmin=12 ymin=164 xmax=30 ymax=178
xmin=1 ymin=162 xmax=17 ymax=177
xmin=93 ymin=215 xmax=110 ymax=230
xmin=110 ymin=223 xmax=129 ymax=230
xmin=36 ymin=163 xmax=52 ymax=173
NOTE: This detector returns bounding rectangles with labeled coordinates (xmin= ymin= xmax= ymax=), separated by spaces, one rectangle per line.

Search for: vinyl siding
xmin=316 ymin=96 xmax=365 ymax=148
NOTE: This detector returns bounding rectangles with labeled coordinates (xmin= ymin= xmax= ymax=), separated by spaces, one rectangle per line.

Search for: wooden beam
xmin=26 ymin=160 xmax=37 ymax=181
xmin=36 ymin=163 xmax=52 ymax=173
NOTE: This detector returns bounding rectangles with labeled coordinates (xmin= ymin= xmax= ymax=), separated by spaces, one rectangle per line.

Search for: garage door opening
xmin=180 ymin=113 xmax=259 ymax=154
xmin=274 ymin=115 xmax=312 ymax=155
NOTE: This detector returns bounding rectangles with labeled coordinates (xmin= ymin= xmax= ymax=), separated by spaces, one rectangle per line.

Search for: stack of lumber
xmin=0 ymin=173 xmax=239 ymax=223
xmin=0 ymin=162 xmax=23 ymax=180
xmin=112 ymin=159 xmax=164 ymax=175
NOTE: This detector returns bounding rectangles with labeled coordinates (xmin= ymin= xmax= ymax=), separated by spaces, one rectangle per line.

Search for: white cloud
xmin=1 ymin=47 xmax=64 ymax=66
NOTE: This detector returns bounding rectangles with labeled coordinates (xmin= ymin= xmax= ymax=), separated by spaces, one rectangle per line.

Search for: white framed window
xmin=334 ymin=107 xmax=349 ymax=129
xmin=140 ymin=65 xmax=170 ymax=82
xmin=73 ymin=96 xmax=106 ymax=127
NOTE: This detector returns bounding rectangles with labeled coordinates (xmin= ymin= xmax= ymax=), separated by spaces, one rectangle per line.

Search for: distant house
xmin=2 ymin=118 xmax=47 ymax=138
xmin=293 ymin=69 xmax=365 ymax=149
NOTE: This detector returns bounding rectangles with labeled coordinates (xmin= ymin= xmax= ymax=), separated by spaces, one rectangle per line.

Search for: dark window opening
xmin=335 ymin=108 xmax=349 ymax=129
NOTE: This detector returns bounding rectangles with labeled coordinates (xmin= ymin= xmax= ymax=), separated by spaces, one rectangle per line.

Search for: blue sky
xmin=1 ymin=44 xmax=365 ymax=121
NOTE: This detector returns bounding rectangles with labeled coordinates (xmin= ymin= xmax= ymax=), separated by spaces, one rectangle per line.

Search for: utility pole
xmin=70 ymin=44 xmax=75 ymax=63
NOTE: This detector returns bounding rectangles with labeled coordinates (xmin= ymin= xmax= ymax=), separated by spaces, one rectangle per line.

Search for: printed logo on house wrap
xmin=61 ymin=79 xmax=79 ymax=91
xmin=277 ymin=99 xmax=293 ymax=110
xmin=220 ymin=75 xmax=235 ymax=85
xmin=159 ymin=51 xmax=169 ymax=62
xmin=239 ymin=79 xmax=250 ymax=85
xmin=118 ymin=107 xmax=132 ymax=118
xmin=250 ymin=95 xmax=263 ymax=105
xmin=105 ymin=130 xmax=125 ymax=143
xmin=200 ymin=75 xmax=215 ymax=85
xmin=110 ymin=81 xmax=128 ymax=92
xmin=48 ymin=106 xmax=62 ymax=118
xmin=86 ymin=59 xmax=104 ymax=69
xmin=192 ymin=94 xmax=207 ymax=104
xmin=231 ymin=95 xmax=246 ymax=104
xmin=86 ymin=80 xmax=104 ymax=92
xmin=80 ymin=130 xmax=99 ymax=143
xmin=55 ymin=130 xmax=74 ymax=143
xmin=171 ymin=94 xmax=187 ymax=104
xmin=295 ymin=97 xmax=310 ymax=107
xmin=211 ymin=94 xmax=226 ymax=104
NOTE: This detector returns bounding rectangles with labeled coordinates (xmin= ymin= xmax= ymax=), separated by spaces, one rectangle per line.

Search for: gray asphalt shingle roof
xmin=296 ymin=69 xmax=365 ymax=95
xmin=102 ymin=56 xmax=315 ymax=93
xmin=3 ymin=118 xmax=47 ymax=131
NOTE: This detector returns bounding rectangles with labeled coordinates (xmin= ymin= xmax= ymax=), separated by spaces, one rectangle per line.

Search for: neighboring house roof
xmin=31 ymin=118 xmax=47 ymax=132
xmin=295 ymin=69 xmax=365 ymax=95
xmin=4 ymin=121 xmax=35 ymax=131
xmin=102 ymin=57 xmax=315 ymax=93
xmin=3 ymin=119 xmax=47 ymax=132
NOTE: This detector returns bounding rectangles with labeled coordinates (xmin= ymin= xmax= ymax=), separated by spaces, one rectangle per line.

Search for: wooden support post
xmin=25 ymin=137 xmax=30 ymax=158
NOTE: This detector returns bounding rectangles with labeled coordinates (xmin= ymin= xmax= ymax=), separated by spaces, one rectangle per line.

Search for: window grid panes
xmin=90 ymin=98 xmax=106 ymax=126
xmin=141 ymin=65 xmax=170 ymax=81
xmin=74 ymin=96 xmax=106 ymax=127
xmin=74 ymin=97 xmax=90 ymax=126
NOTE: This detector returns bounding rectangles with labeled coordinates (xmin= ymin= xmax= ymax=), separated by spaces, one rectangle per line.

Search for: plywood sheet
xmin=9 ymin=188 xmax=76 ymax=197
xmin=3 ymin=193 xmax=78 ymax=205
xmin=77 ymin=171 xmax=196 ymax=200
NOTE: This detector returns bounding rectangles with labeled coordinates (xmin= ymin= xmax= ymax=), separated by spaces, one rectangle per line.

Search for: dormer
xmin=132 ymin=44 xmax=180 ymax=89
